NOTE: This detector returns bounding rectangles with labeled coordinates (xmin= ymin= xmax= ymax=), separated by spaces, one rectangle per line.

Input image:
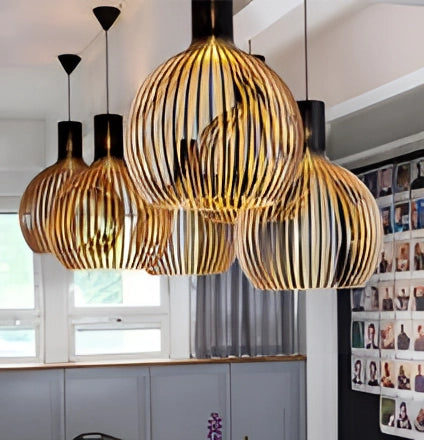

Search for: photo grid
xmin=353 ymin=157 xmax=424 ymax=438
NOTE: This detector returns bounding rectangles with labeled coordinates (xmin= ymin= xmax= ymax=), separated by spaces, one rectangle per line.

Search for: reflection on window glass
xmin=73 ymin=270 xmax=122 ymax=306
xmin=75 ymin=327 xmax=161 ymax=355
xmin=0 ymin=215 xmax=34 ymax=309
xmin=0 ymin=328 xmax=36 ymax=357
xmin=73 ymin=270 xmax=161 ymax=307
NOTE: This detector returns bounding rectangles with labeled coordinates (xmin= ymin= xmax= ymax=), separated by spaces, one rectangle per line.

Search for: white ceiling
xmin=3 ymin=0 xmax=420 ymax=69
xmin=0 ymin=0 xmax=125 ymax=68
xmin=0 ymin=0 xmax=378 ymax=69
xmin=0 ymin=0 xmax=249 ymax=69
xmin=2 ymin=0 xmax=424 ymax=134
xmin=0 ymin=0 xmax=258 ymax=119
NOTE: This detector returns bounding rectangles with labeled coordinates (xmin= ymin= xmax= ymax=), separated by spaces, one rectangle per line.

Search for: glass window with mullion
xmin=0 ymin=213 xmax=41 ymax=361
xmin=69 ymin=270 xmax=170 ymax=360
xmin=69 ymin=315 xmax=169 ymax=361
xmin=70 ymin=270 xmax=167 ymax=311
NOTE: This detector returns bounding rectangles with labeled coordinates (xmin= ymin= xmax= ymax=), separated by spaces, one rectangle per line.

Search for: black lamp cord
xmin=67 ymin=74 xmax=71 ymax=121
xmin=105 ymin=30 xmax=110 ymax=114
xmin=304 ymin=0 xmax=309 ymax=100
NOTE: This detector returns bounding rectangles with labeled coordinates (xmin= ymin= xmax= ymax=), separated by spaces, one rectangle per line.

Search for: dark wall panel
xmin=338 ymin=289 xmax=398 ymax=440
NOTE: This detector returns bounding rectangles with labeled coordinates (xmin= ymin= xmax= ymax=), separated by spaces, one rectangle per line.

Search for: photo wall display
xmin=352 ymin=154 xmax=424 ymax=439
xmin=380 ymin=396 xmax=424 ymax=438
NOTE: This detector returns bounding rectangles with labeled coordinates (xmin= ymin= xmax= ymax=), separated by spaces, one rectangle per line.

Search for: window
xmin=68 ymin=270 xmax=169 ymax=361
xmin=0 ymin=205 xmax=186 ymax=365
xmin=0 ymin=214 xmax=41 ymax=362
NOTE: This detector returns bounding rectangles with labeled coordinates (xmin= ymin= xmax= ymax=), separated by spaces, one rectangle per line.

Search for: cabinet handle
xmin=72 ymin=433 xmax=122 ymax=440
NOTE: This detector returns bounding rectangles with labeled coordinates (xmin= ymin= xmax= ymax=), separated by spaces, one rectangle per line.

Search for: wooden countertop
xmin=0 ymin=354 xmax=306 ymax=371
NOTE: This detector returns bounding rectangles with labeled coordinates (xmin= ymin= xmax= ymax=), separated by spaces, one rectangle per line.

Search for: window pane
xmin=75 ymin=327 xmax=161 ymax=355
xmin=0 ymin=328 xmax=36 ymax=357
xmin=122 ymin=271 xmax=161 ymax=307
xmin=73 ymin=270 xmax=122 ymax=306
xmin=0 ymin=215 xmax=34 ymax=309
xmin=73 ymin=270 xmax=161 ymax=307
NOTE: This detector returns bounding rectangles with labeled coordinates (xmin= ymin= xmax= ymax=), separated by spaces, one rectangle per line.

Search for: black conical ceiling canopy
xmin=93 ymin=6 xmax=121 ymax=31
xmin=58 ymin=54 xmax=81 ymax=75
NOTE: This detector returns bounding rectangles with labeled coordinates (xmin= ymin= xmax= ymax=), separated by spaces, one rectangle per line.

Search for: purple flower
xmin=207 ymin=412 xmax=223 ymax=440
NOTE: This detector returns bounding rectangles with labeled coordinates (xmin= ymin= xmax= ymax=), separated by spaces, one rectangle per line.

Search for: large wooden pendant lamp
xmin=236 ymin=100 xmax=383 ymax=290
xmin=19 ymin=55 xmax=88 ymax=253
xmin=235 ymin=0 xmax=382 ymax=290
xmin=49 ymin=7 xmax=171 ymax=270
xmin=126 ymin=0 xmax=304 ymax=224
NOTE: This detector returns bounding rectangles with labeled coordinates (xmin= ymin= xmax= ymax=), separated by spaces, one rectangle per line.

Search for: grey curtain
xmin=191 ymin=261 xmax=300 ymax=358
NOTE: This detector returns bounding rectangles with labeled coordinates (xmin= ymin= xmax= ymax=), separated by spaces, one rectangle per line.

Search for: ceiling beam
xmin=375 ymin=0 xmax=424 ymax=4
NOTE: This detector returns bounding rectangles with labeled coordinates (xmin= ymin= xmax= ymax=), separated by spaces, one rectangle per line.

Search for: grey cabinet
xmin=230 ymin=361 xmax=306 ymax=440
xmin=0 ymin=369 xmax=65 ymax=440
xmin=65 ymin=367 xmax=150 ymax=440
xmin=150 ymin=364 xmax=230 ymax=439
xmin=0 ymin=360 xmax=306 ymax=440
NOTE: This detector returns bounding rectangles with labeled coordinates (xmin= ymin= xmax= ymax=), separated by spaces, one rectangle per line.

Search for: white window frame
xmin=0 ymin=198 xmax=191 ymax=365
xmin=67 ymin=273 xmax=170 ymax=362
xmin=70 ymin=315 xmax=169 ymax=362
xmin=0 ymin=201 xmax=44 ymax=363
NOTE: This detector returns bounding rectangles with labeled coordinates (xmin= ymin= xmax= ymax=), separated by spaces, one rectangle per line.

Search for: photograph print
xmin=393 ymin=201 xmax=410 ymax=234
xmin=411 ymin=198 xmax=424 ymax=232
xmin=411 ymin=158 xmax=424 ymax=192
xmin=381 ymin=204 xmax=393 ymax=235
xmin=360 ymin=170 xmax=378 ymax=199
xmin=378 ymin=166 xmax=393 ymax=198
xmin=394 ymin=162 xmax=411 ymax=195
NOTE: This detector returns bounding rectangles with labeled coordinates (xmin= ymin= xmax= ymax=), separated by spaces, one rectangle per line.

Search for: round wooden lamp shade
xmin=19 ymin=121 xmax=88 ymax=253
xmin=147 ymin=207 xmax=235 ymax=275
xmin=236 ymin=100 xmax=383 ymax=290
xmin=49 ymin=115 xmax=172 ymax=270
xmin=126 ymin=0 xmax=303 ymax=224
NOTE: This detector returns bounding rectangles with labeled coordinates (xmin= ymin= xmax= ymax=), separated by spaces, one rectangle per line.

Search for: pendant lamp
xmin=126 ymin=0 xmax=304 ymax=224
xmin=236 ymin=100 xmax=383 ymax=290
xmin=49 ymin=7 xmax=171 ymax=270
xmin=235 ymin=0 xmax=382 ymax=290
xmin=19 ymin=54 xmax=88 ymax=253
xmin=147 ymin=208 xmax=235 ymax=275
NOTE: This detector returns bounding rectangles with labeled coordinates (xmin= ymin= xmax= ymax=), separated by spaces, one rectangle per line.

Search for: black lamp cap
xmin=58 ymin=121 xmax=83 ymax=160
xmin=297 ymin=100 xmax=326 ymax=154
xmin=252 ymin=54 xmax=265 ymax=63
xmin=93 ymin=6 xmax=121 ymax=31
xmin=94 ymin=114 xmax=124 ymax=161
xmin=191 ymin=0 xmax=233 ymax=42
xmin=58 ymin=54 xmax=81 ymax=76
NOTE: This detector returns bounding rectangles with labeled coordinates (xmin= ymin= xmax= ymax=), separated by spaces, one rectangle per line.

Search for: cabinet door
xmin=0 ymin=369 xmax=64 ymax=440
xmin=65 ymin=367 xmax=150 ymax=440
xmin=150 ymin=364 xmax=230 ymax=439
xmin=231 ymin=361 xmax=306 ymax=440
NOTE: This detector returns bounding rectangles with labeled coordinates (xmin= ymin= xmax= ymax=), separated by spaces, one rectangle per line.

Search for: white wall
xmin=305 ymin=290 xmax=338 ymax=440
xmin=0 ymin=120 xmax=46 ymax=196
xmin=252 ymin=3 xmax=424 ymax=107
